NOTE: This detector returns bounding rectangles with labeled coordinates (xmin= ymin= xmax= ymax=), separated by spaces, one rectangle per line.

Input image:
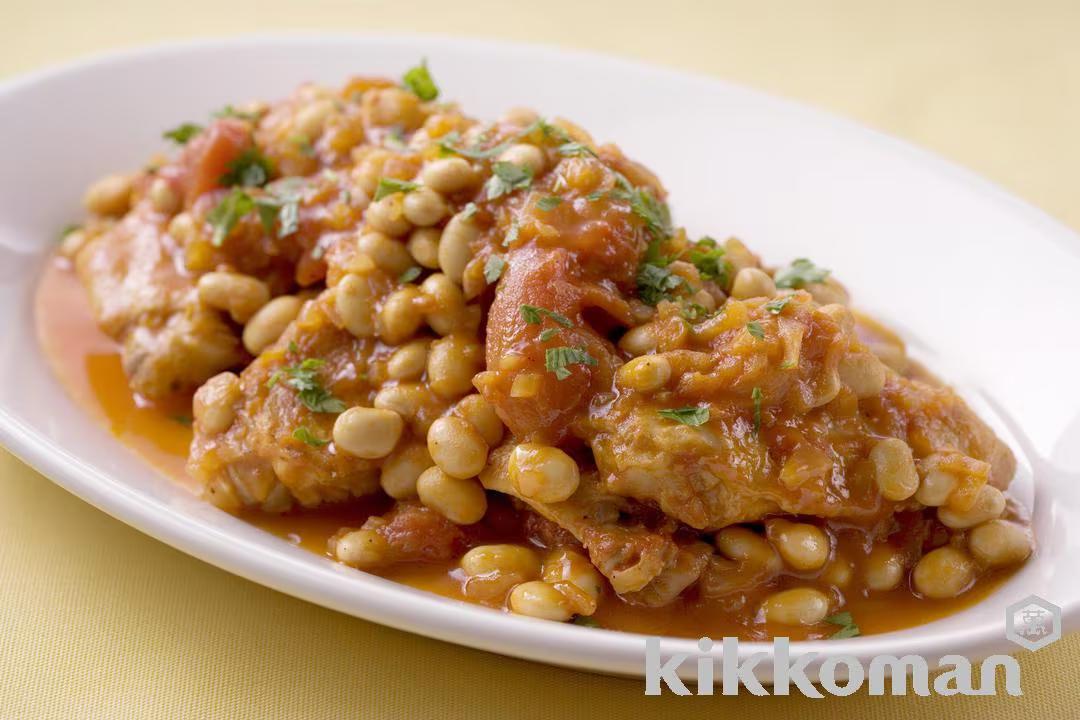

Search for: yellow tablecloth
xmin=4 ymin=2 xmax=1078 ymax=717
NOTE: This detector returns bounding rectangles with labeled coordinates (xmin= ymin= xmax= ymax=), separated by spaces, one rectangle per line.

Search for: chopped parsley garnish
xmin=764 ymin=295 xmax=795 ymax=314
xmin=214 ymin=105 xmax=261 ymax=121
xmin=585 ymin=190 xmax=605 ymax=202
xmin=207 ymin=188 xmax=255 ymax=246
xmin=58 ymin=223 xmax=81 ymax=242
xmin=484 ymin=255 xmax=506 ymax=284
xmin=402 ymin=59 xmax=439 ymax=101
xmin=657 ymin=406 xmax=710 ymax=426
xmin=628 ymin=183 xmax=680 ymax=306
xmin=536 ymin=119 xmax=572 ymax=143
xmin=253 ymin=177 xmax=305 ymax=239
xmin=545 ymin=346 xmax=598 ymax=380
xmin=292 ymin=426 xmax=329 ymax=447
xmin=461 ymin=202 xmax=479 ymax=219
xmin=503 ymin=219 xmax=520 ymax=247
xmin=382 ymin=127 xmax=407 ymax=150
xmin=751 ymin=387 xmax=764 ymax=435
xmin=572 ymin=615 xmax=602 ymax=628
xmin=210 ymin=178 xmax=303 ymax=245
xmin=437 ymin=130 xmax=504 ymax=160
xmin=438 ymin=118 xmax=553 ymax=160
xmin=163 ymin=122 xmax=203 ymax=145
xmin=486 ymin=161 xmax=534 ymax=200
xmin=636 ymin=261 xmax=684 ymax=306
xmin=519 ymin=304 xmax=573 ymax=327
xmin=681 ymin=302 xmax=710 ymax=322
xmin=774 ymin=258 xmax=830 ymax=289
xmin=557 ymin=141 xmax=597 ymax=158
xmin=399 ymin=266 xmax=422 ymax=283
xmin=373 ymin=177 xmax=420 ymax=201
xmin=611 ymin=174 xmax=672 ymax=239
xmin=219 ymin=148 xmax=273 ymax=188
xmin=825 ymin=612 xmax=861 ymax=639
xmin=537 ymin=195 xmax=563 ymax=211
xmin=746 ymin=321 xmax=765 ymax=340
xmin=688 ymin=238 xmax=730 ymax=286
xmin=539 ymin=328 xmax=561 ymax=342
xmin=267 ymin=358 xmax=346 ymax=414
xmin=291 ymin=134 xmax=316 ymax=157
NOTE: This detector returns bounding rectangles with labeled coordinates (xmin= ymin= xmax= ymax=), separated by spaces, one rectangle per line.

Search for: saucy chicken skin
xmin=57 ymin=62 xmax=1032 ymax=635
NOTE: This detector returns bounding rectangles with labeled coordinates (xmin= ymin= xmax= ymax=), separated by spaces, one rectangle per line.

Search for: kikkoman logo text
xmin=644 ymin=638 xmax=1021 ymax=697
xmin=644 ymin=595 xmax=1062 ymax=697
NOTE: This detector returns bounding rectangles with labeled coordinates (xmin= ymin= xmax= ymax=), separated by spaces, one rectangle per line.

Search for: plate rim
xmin=3 ymin=32 xmax=1078 ymax=679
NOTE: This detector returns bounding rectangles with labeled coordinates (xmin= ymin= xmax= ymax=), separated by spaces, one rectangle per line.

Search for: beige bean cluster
xmin=459 ymin=544 xmax=604 ymax=622
xmin=324 ymin=135 xmax=566 ymax=531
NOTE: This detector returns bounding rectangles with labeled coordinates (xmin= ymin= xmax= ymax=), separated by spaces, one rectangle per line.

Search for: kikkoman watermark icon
xmin=1006 ymin=595 xmax=1061 ymax=652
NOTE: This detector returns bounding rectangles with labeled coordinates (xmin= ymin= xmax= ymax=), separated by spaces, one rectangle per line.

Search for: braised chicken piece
xmin=64 ymin=63 xmax=1032 ymax=636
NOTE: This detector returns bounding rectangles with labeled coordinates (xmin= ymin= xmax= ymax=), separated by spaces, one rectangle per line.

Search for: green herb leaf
xmin=373 ymin=177 xmax=420 ymax=201
xmin=681 ymin=302 xmax=710 ymax=322
xmin=585 ymin=190 xmax=605 ymax=202
xmin=402 ymin=59 xmax=439 ymax=101
xmin=292 ymin=426 xmax=329 ymax=447
xmin=538 ymin=328 xmax=561 ymax=342
xmin=169 ymin=414 xmax=193 ymax=427
xmin=503 ymin=219 xmax=520 ymax=247
xmin=268 ymin=357 xmax=347 ymax=414
xmin=219 ymin=148 xmax=273 ymax=187
xmin=751 ymin=387 xmax=764 ymax=435
xmin=382 ymin=127 xmax=407 ymax=150
xmin=557 ymin=141 xmax=597 ymax=158
xmin=399 ymin=266 xmax=422 ymax=283
xmin=486 ymin=161 xmax=534 ymax=200
xmin=254 ymin=199 xmax=280 ymax=234
xmin=291 ymin=134 xmax=316 ymax=157
xmin=251 ymin=178 xmax=304 ymax=239
xmin=825 ymin=612 xmax=861 ymax=639
xmin=163 ymin=122 xmax=203 ymax=145
xmin=213 ymin=105 xmax=261 ymax=121
xmin=774 ymin=258 xmax=830 ymax=289
xmin=461 ymin=201 xmax=479 ymax=219
xmin=611 ymin=174 xmax=672 ymax=239
xmin=545 ymin=346 xmax=598 ymax=380
xmin=572 ymin=615 xmax=602 ymax=628
xmin=484 ymin=255 xmax=506 ymax=284
xmin=657 ymin=406 xmax=710 ymax=426
xmin=687 ymin=239 xmax=730 ymax=286
xmin=207 ymin=188 xmax=255 ymax=246
xmin=519 ymin=305 xmax=573 ymax=327
xmin=437 ymin=119 xmax=545 ymax=160
xmin=746 ymin=321 xmax=765 ymax=340
xmin=764 ymin=295 xmax=794 ymax=314
xmin=537 ymin=195 xmax=563 ymax=211
xmin=636 ymin=262 xmax=684 ymax=305
xmin=437 ymin=131 xmax=495 ymax=160
xmin=537 ymin=119 xmax=572 ymax=143
xmin=58 ymin=224 xmax=81 ymax=242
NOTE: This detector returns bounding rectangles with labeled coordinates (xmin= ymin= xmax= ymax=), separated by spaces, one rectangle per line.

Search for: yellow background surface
xmin=3 ymin=1 xmax=1078 ymax=717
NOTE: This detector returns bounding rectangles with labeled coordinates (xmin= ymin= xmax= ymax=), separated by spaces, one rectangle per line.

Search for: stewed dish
xmin=37 ymin=61 xmax=1033 ymax=640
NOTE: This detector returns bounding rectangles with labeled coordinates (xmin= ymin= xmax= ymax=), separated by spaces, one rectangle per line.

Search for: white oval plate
xmin=2 ymin=35 xmax=1079 ymax=681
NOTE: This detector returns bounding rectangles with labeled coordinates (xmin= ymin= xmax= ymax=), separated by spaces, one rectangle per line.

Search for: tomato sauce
xmin=35 ymin=256 xmax=1013 ymax=639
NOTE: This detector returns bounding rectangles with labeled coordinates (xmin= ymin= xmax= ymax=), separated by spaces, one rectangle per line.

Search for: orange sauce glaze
xmin=35 ymin=257 xmax=1012 ymax=639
